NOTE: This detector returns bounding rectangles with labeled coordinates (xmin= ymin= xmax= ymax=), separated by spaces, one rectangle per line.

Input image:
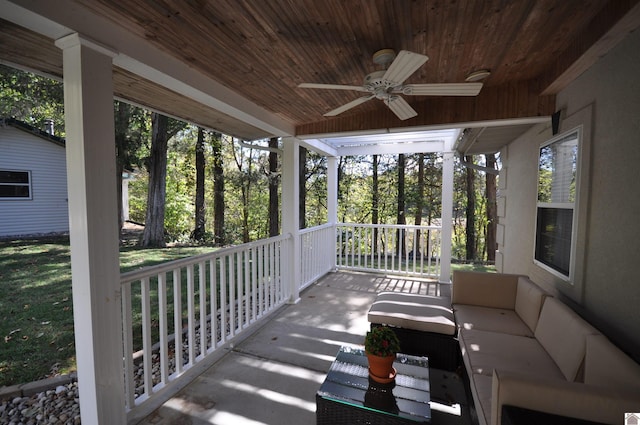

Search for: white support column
xmin=327 ymin=156 xmax=338 ymax=271
xmin=440 ymin=152 xmax=455 ymax=284
xmin=281 ymin=137 xmax=301 ymax=304
xmin=327 ymin=156 xmax=338 ymax=225
xmin=55 ymin=34 xmax=125 ymax=424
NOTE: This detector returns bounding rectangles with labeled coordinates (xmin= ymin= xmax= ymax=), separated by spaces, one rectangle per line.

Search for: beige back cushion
xmin=514 ymin=277 xmax=547 ymax=332
xmin=452 ymin=271 xmax=520 ymax=309
xmin=584 ymin=334 xmax=640 ymax=391
xmin=534 ymin=297 xmax=599 ymax=381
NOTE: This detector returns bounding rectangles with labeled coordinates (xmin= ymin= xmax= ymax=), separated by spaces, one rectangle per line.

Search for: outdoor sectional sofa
xmin=369 ymin=271 xmax=640 ymax=425
xmin=454 ymin=271 xmax=640 ymax=425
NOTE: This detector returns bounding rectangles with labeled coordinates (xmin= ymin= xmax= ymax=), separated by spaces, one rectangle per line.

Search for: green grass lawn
xmin=0 ymin=236 xmax=213 ymax=387
xmin=0 ymin=236 xmax=494 ymax=387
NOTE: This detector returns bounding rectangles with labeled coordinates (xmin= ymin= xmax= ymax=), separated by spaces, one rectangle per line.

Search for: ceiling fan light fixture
xmin=465 ymin=69 xmax=491 ymax=82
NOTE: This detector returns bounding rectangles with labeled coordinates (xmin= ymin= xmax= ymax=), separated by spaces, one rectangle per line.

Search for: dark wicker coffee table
xmin=316 ymin=346 xmax=431 ymax=424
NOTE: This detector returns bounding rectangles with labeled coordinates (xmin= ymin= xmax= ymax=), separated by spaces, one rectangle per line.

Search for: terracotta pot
xmin=366 ymin=352 xmax=396 ymax=383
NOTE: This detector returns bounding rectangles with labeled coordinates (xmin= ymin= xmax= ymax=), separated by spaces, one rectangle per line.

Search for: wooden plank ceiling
xmin=2 ymin=0 xmax=640 ymax=143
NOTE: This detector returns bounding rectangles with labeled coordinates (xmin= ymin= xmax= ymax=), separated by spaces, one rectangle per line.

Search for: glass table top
xmin=317 ymin=346 xmax=431 ymax=422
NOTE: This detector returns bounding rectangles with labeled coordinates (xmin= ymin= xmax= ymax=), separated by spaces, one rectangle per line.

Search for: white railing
xmin=336 ymin=223 xmax=441 ymax=278
xmin=118 ymin=222 xmax=442 ymax=418
xmin=120 ymin=234 xmax=291 ymax=416
xmin=300 ymin=223 xmax=335 ymax=289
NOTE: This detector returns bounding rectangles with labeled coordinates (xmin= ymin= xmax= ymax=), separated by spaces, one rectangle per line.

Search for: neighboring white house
xmin=0 ymin=118 xmax=69 ymax=237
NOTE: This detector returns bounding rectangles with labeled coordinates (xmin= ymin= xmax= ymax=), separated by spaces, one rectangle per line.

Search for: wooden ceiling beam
xmin=540 ymin=0 xmax=640 ymax=95
xmin=295 ymin=80 xmax=555 ymax=136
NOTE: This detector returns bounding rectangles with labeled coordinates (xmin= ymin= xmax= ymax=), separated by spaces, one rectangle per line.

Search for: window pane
xmin=535 ymin=207 xmax=573 ymax=276
xmin=0 ymin=184 xmax=30 ymax=198
xmin=0 ymin=170 xmax=30 ymax=184
xmin=538 ymin=133 xmax=578 ymax=203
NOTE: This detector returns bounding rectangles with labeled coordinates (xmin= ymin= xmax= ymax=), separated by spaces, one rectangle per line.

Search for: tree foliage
xmin=2 ymin=65 xmax=499 ymax=260
xmin=0 ymin=65 xmax=64 ymax=136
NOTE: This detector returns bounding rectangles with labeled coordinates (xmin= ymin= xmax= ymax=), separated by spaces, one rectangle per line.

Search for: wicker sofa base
xmin=371 ymin=323 xmax=460 ymax=371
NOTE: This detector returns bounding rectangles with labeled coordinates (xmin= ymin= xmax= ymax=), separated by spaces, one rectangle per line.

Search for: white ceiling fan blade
xmin=298 ymin=83 xmax=368 ymax=92
xmin=402 ymin=82 xmax=483 ymax=96
xmin=386 ymin=96 xmax=417 ymax=120
xmin=383 ymin=50 xmax=429 ymax=85
xmin=324 ymin=95 xmax=375 ymax=117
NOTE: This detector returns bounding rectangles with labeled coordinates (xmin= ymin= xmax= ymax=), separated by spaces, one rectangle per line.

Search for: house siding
xmin=500 ymin=29 xmax=640 ymax=360
xmin=0 ymin=125 xmax=69 ymax=237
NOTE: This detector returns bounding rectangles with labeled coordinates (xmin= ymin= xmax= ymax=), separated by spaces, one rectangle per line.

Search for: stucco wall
xmin=500 ymin=29 xmax=640 ymax=359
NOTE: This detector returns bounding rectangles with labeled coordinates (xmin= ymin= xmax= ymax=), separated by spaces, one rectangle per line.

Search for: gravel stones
xmin=0 ymin=382 xmax=80 ymax=424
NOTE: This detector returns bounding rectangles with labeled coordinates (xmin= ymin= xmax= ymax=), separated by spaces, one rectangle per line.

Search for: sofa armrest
xmin=492 ymin=369 xmax=640 ymax=425
xmin=451 ymin=271 xmax=521 ymax=309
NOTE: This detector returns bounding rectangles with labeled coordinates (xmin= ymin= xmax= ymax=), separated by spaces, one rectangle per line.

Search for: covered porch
xmin=2 ymin=1 xmax=639 ymax=424
xmin=135 ymin=271 xmax=468 ymax=425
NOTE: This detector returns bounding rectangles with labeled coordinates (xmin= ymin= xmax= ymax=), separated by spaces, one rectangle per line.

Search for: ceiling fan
xmin=298 ymin=49 xmax=483 ymax=120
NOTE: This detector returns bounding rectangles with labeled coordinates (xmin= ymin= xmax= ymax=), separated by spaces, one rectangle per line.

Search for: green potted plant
xmin=364 ymin=325 xmax=400 ymax=383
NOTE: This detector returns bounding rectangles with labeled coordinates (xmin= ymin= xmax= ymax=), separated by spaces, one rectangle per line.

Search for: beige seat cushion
xmin=534 ymin=297 xmax=600 ymax=381
xmin=452 ymin=271 xmax=521 ymax=309
xmin=514 ymin=277 xmax=547 ymax=333
xmin=468 ymin=373 xmax=493 ymax=425
xmin=459 ymin=328 xmax=564 ymax=380
xmin=368 ymin=292 xmax=455 ymax=335
xmin=454 ymin=304 xmax=534 ymax=337
xmin=584 ymin=334 xmax=640 ymax=391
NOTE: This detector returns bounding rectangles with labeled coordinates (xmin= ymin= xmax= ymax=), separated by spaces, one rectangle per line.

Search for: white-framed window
xmin=534 ymin=128 xmax=580 ymax=280
xmin=0 ymin=170 xmax=32 ymax=199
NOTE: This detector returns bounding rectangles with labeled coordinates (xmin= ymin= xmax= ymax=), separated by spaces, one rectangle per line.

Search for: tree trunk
xmin=268 ymin=137 xmax=279 ymax=237
xmin=299 ymin=146 xmax=306 ymax=230
xmin=141 ymin=113 xmax=169 ymax=247
xmin=114 ymin=101 xmax=131 ymax=235
xmin=212 ymin=132 xmax=225 ymax=246
xmin=338 ymin=156 xmax=346 ymax=222
xmin=465 ymin=155 xmax=476 ymax=261
xmin=396 ymin=154 xmax=406 ymax=256
xmin=485 ymin=153 xmax=497 ymax=262
xmin=192 ymin=127 xmax=206 ymax=242
xmin=372 ymin=154 xmax=379 ymax=254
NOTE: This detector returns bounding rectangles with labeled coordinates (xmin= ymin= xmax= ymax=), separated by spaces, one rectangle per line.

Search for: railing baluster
xmin=158 ymin=273 xmax=169 ymax=385
xmin=228 ymin=254 xmax=236 ymax=337
xmin=220 ymin=256 xmax=227 ymax=344
xmin=272 ymin=241 xmax=278 ymax=305
xmin=186 ymin=264 xmax=196 ymax=366
xmin=140 ymin=277 xmax=153 ymax=397
xmin=210 ymin=258 xmax=218 ymax=351
xmin=251 ymin=246 xmax=257 ymax=323
xmin=198 ymin=261 xmax=207 ymax=358
xmin=237 ymin=250 xmax=244 ymax=331
xmin=173 ymin=268 xmax=182 ymax=374
xmin=257 ymin=245 xmax=264 ymax=318
xmin=121 ymin=281 xmax=135 ymax=409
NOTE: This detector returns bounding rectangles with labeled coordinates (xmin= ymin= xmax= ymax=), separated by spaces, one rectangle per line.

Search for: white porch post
xmin=55 ymin=34 xmax=125 ymax=424
xmin=282 ymin=137 xmax=301 ymax=303
xmin=440 ymin=152 xmax=454 ymax=283
xmin=327 ymin=156 xmax=338 ymax=225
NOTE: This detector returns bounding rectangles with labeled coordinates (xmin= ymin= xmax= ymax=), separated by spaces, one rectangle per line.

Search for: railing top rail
xmin=120 ymin=233 xmax=292 ymax=284
xmin=299 ymin=222 xmax=334 ymax=235
xmin=338 ymin=223 xmax=442 ymax=230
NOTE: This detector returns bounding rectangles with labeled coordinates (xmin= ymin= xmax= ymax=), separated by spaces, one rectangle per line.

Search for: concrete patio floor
xmin=138 ymin=271 xmax=468 ymax=425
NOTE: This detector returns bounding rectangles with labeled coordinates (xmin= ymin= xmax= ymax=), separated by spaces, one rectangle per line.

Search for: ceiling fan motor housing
xmin=364 ymin=70 xmax=399 ymax=98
